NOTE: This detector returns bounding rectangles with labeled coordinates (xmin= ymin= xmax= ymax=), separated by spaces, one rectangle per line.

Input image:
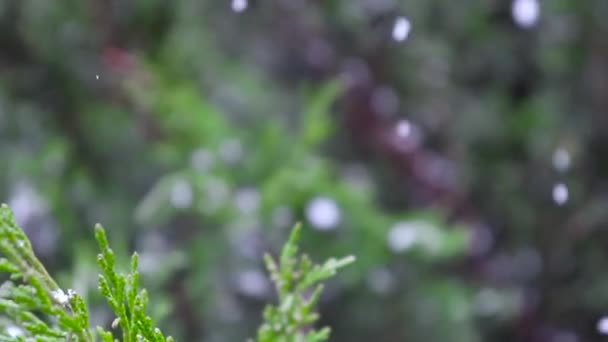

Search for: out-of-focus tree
xmin=1 ymin=0 xmax=608 ymax=341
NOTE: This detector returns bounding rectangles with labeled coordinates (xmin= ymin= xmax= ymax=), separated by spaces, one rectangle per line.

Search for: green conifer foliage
xmin=0 ymin=205 xmax=353 ymax=341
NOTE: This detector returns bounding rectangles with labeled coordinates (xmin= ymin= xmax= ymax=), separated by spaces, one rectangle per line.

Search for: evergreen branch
xmin=0 ymin=205 xmax=173 ymax=342
xmin=256 ymin=223 xmax=355 ymax=342
xmin=1 ymin=205 xmax=354 ymax=342
xmin=0 ymin=204 xmax=92 ymax=341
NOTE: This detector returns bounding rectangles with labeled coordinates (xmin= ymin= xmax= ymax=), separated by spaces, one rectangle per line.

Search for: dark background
xmin=1 ymin=0 xmax=608 ymax=341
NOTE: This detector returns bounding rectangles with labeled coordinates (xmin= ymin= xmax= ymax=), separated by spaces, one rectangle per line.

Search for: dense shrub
xmin=1 ymin=0 xmax=608 ymax=340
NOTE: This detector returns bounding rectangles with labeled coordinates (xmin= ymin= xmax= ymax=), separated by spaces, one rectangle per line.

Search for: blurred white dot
xmin=219 ymin=139 xmax=244 ymax=165
xmin=6 ymin=326 xmax=23 ymax=337
xmin=235 ymin=269 xmax=268 ymax=299
xmin=395 ymin=120 xmax=412 ymax=138
xmin=202 ymin=177 xmax=230 ymax=214
xmin=512 ymin=0 xmax=540 ymax=28
xmin=138 ymin=252 xmax=160 ymax=275
xmin=367 ymin=268 xmax=395 ymax=294
xmin=387 ymin=222 xmax=418 ymax=253
xmin=95 ymin=74 xmax=99 ymax=80
xmin=191 ymin=148 xmax=214 ymax=171
xmin=598 ymin=316 xmax=608 ymax=335
xmin=391 ymin=120 xmax=422 ymax=153
xmin=137 ymin=232 xmax=169 ymax=274
xmin=234 ymin=187 xmax=260 ymax=215
xmin=342 ymin=164 xmax=373 ymax=193
xmin=231 ymin=0 xmax=248 ymax=13
xmin=8 ymin=181 xmax=47 ymax=226
xmin=170 ymin=179 xmax=193 ymax=209
xmin=392 ymin=17 xmax=412 ymax=42
xmin=474 ymin=288 xmax=503 ymax=316
xmin=552 ymin=183 xmax=569 ymax=206
xmin=305 ymin=197 xmax=341 ymax=231
xmin=553 ymin=148 xmax=571 ymax=172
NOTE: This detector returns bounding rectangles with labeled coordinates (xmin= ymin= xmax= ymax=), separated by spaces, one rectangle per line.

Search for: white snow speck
xmin=552 ymin=148 xmax=571 ymax=172
xmin=236 ymin=269 xmax=268 ymax=298
xmin=231 ymin=0 xmax=248 ymax=13
xmin=395 ymin=120 xmax=412 ymax=138
xmin=598 ymin=316 xmax=608 ymax=335
xmin=234 ymin=187 xmax=260 ymax=215
xmin=305 ymin=197 xmax=341 ymax=231
xmin=387 ymin=222 xmax=418 ymax=252
xmin=552 ymin=183 xmax=568 ymax=206
xmin=392 ymin=17 xmax=412 ymax=42
xmin=6 ymin=326 xmax=24 ymax=337
xmin=52 ymin=289 xmax=69 ymax=305
xmin=219 ymin=139 xmax=244 ymax=165
xmin=191 ymin=148 xmax=214 ymax=172
xmin=512 ymin=0 xmax=540 ymax=28
xmin=170 ymin=179 xmax=193 ymax=209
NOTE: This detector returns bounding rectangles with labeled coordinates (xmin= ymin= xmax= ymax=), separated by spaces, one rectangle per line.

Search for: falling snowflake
xmin=392 ymin=17 xmax=412 ymax=42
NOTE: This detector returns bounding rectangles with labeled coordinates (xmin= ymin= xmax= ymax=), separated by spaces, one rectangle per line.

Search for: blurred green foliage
xmin=2 ymin=0 xmax=608 ymax=341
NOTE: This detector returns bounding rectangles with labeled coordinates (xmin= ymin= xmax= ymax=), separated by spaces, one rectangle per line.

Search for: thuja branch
xmin=94 ymin=224 xmax=174 ymax=342
xmin=1 ymin=204 xmax=355 ymax=342
xmin=0 ymin=205 xmax=173 ymax=342
xmin=256 ymin=223 xmax=355 ymax=342
xmin=0 ymin=204 xmax=93 ymax=341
